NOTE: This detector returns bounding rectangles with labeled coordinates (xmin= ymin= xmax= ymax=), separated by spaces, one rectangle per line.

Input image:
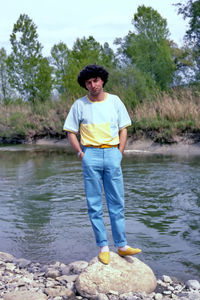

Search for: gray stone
xmin=163 ymin=290 xmax=172 ymax=295
xmin=186 ymin=280 xmax=200 ymax=290
xmin=0 ymin=252 xmax=14 ymax=263
xmin=69 ymin=260 xmax=88 ymax=274
xmin=56 ymin=274 xmax=78 ymax=283
xmin=44 ymin=286 xmax=76 ymax=298
xmin=45 ymin=268 xmax=60 ymax=278
xmin=3 ymin=290 xmax=48 ymax=300
xmin=5 ymin=263 xmax=15 ymax=272
xmin=187 ymin=291 xmax=200 ymax=300
xmin=162 ymin=275 xmax=173 ymax=284
xmin=75 ymin=252 xmax=157 ymax=298
xmin=15 ymin=258 xmax=31 ymax=268
xmin=154 ymin=293 xmax=163 ymax=300
xmin=60 ymin=265 xmax=71 ymax=275
xmin=96 ymin=293 xmax=109 ymax=300
xmin=119 ymin=292 xmax=138 ymax=300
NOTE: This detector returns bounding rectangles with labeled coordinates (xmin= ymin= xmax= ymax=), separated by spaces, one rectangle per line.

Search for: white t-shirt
xmin=63 ymin=93 xmax=131 ymax=146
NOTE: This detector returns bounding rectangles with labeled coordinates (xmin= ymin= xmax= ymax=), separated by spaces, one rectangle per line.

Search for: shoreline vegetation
xmin=0 ymin=87 xmax=200 ymax=154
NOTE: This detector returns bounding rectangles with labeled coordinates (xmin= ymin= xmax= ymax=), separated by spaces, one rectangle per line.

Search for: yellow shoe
xmin=118 ymin=247 xmax=142 ymax=256
xmin=98 ymin=251 xmax=110 ymax=264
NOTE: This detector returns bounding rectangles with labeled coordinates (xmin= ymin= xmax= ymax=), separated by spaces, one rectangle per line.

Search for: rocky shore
xmin=0 ymin=251 xmax=199 ymax=300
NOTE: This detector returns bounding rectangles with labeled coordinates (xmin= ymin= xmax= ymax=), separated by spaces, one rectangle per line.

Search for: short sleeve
xmin=116 ymin=97 xmax=131 ymax=129
xmin=63 ymin=101 xmax=81 ymax=133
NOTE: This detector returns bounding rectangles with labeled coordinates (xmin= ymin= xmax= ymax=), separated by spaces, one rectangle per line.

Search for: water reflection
xmin=0 ymin=147 xmax=199 ymax=281
xmin=122 ymin=155 xmax=200 ymax=279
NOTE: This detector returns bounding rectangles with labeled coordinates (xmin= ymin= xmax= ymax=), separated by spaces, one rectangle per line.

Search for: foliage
xmin=115 ymin=6 xmax=175 ymax=90
xmin=7 ymin=14 xmax=53 ymax=102
xmin=0 ymin=48 xmax=15 ymax=103
xmin=175 ymin=0 xmax=200 ymax=81
xmin=106 ymin=66 xmax=159 ymax=108
xmin=170 ymin=42 xmax=195 ymax=85
xmin=50 ymin=36 xmax=117 ymax=99
xmin=50 ymin=42 xmax=71 ymax=95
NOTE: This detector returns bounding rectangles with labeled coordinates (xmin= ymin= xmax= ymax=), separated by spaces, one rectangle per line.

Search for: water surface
xmin=0 ymin=145 xmax=199 ymax=281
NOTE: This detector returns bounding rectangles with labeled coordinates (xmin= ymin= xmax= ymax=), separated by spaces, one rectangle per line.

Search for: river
xmin=0 ymin=144 xmax=199 ymax=281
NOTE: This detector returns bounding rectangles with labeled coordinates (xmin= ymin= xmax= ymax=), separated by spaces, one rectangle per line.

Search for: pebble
xmin=0 ymin=251 xmax=199 ymax=300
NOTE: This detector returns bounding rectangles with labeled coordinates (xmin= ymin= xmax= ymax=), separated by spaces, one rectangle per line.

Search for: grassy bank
xmin=129 ymin=87 xmax=200 ymax=144
xmin=0 ymin=87 xmax=200 ymax=144
xmin=0 ymin=99 xmax=69 ymax=144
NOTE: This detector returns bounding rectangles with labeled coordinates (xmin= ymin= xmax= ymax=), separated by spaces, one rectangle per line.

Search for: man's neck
xmin=88 ymin=91 xmax=106 ymax=102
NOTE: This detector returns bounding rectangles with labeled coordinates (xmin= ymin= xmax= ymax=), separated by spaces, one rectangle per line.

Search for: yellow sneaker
xmin=98 ymin=251 xmax=110 ymax=264
xmin=118 ymin=247 xmax=142 ymax=256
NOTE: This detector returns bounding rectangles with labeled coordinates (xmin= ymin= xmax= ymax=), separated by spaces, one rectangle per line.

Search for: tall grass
xmin=0 ymin=98 xmax=70 ymax=142
xmin=132 ymin=88 xmax=200 ymax=138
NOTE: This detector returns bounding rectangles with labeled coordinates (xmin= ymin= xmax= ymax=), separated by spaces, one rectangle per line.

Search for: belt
xmin=84 ymin=144 xmax=118 ymax=149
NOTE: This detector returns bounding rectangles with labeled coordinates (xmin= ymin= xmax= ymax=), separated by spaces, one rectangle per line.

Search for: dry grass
xmin=133 ymin=89 xmax=200 ymax=129
xmin=0 ymin=99 xmax=69 ymax=140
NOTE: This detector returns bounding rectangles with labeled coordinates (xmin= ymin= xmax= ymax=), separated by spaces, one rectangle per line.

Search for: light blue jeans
xmin=82 ymin=146 xmax=127 ymax=248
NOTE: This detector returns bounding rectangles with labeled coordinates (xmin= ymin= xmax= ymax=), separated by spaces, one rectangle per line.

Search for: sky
xmin=0 ymin=0 xmax=188 ymax=56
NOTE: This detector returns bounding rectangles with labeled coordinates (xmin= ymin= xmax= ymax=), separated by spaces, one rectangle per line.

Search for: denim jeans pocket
xmin=117 ymin=148 xmax=123 ymax=160
xmin=81 ymin=147 xmax=88 ymax=163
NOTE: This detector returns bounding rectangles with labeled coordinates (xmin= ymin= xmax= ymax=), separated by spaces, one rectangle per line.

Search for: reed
xmin=133 ymin=88 xmax=200 ymax=132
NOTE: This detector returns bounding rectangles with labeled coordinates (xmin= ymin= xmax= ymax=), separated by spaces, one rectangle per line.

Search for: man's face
xmin=85 ymin=77 xmax=104 ymax=96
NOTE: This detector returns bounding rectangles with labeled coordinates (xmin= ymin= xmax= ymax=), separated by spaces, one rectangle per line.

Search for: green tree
xmin=176 ymin=0 xmax=200 ymax=81
xmin=107 ymin=66 xmax=158 ymax=108
xmin=0 ymin=47 xmax=14 ymax=102
xmin=50 ymin=36 xmax=116 ymax=99
xmin=50 ymin=42 xmax=71 ymax=95
xmin=35 ymin=57 xmax=53 ymax=102
xmin=170 ymin=42 xmax=194 ymax=85
xmin=115 ymin=6 xmax=175 ymax=90
xmin=7 ymin=14 xmax=52 ymax=102
xmin=67 ymin=36 xmax=117 ymax=98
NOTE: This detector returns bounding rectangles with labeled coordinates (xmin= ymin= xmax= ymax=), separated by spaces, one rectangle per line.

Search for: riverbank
xmin=1 ymin=135 xmax=200 ymax=156
xmin=33 ymin=135 xmax=200 ymax=156
xmin=0 ymin=251 xmax=200 ymax=300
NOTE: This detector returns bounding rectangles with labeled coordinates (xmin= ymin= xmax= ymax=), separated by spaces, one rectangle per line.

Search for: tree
xmin=50 ymin=42 xmax=71 ymax=95
xmin=175 ymin=0 xmax=200 ymax=81
xmin=170 ymin=41 xmax=194 ymax=85
xmin=34 ymin=57 xmax=53 ymax=102
xmin=115 ymin=6 xmax=176 ymax=90
xmin=0 ymin=48 xmax=15 ymax=102
xmin=50 ymin=36 xmax=116 ymax=99
xmin=7 ymin=14 xmax=52 ymax=102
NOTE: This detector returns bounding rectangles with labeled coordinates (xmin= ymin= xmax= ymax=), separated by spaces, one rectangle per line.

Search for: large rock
xmin=75 ymin=252 xmax=157 ymax=298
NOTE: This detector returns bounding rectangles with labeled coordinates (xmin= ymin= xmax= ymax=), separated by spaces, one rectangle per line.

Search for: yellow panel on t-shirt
xmin=80 ymin=122 xmax=119 ymax=146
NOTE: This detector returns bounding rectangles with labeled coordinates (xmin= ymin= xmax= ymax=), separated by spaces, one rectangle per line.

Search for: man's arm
xmin=67 ymin=132 xmax=84 ymax=159
xmin=118 ymin=127 xmax=128 ymax=154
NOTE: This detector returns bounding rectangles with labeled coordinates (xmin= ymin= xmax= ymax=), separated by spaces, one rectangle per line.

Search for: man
xmin=63 ymin=64 xmax=141 ymax=264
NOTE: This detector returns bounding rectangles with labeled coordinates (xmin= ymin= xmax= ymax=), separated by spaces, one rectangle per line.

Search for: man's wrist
xmin=77 ymin=151 xmax=83 ymax=157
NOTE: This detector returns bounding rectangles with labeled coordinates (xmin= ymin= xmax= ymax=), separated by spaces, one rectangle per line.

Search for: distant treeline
xmin=0 ymin=1 xmax=199 ymax=105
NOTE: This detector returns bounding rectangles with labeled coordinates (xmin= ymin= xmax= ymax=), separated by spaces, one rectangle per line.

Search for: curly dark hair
xmin=77 ymin=64 xmax=109 ymax=90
